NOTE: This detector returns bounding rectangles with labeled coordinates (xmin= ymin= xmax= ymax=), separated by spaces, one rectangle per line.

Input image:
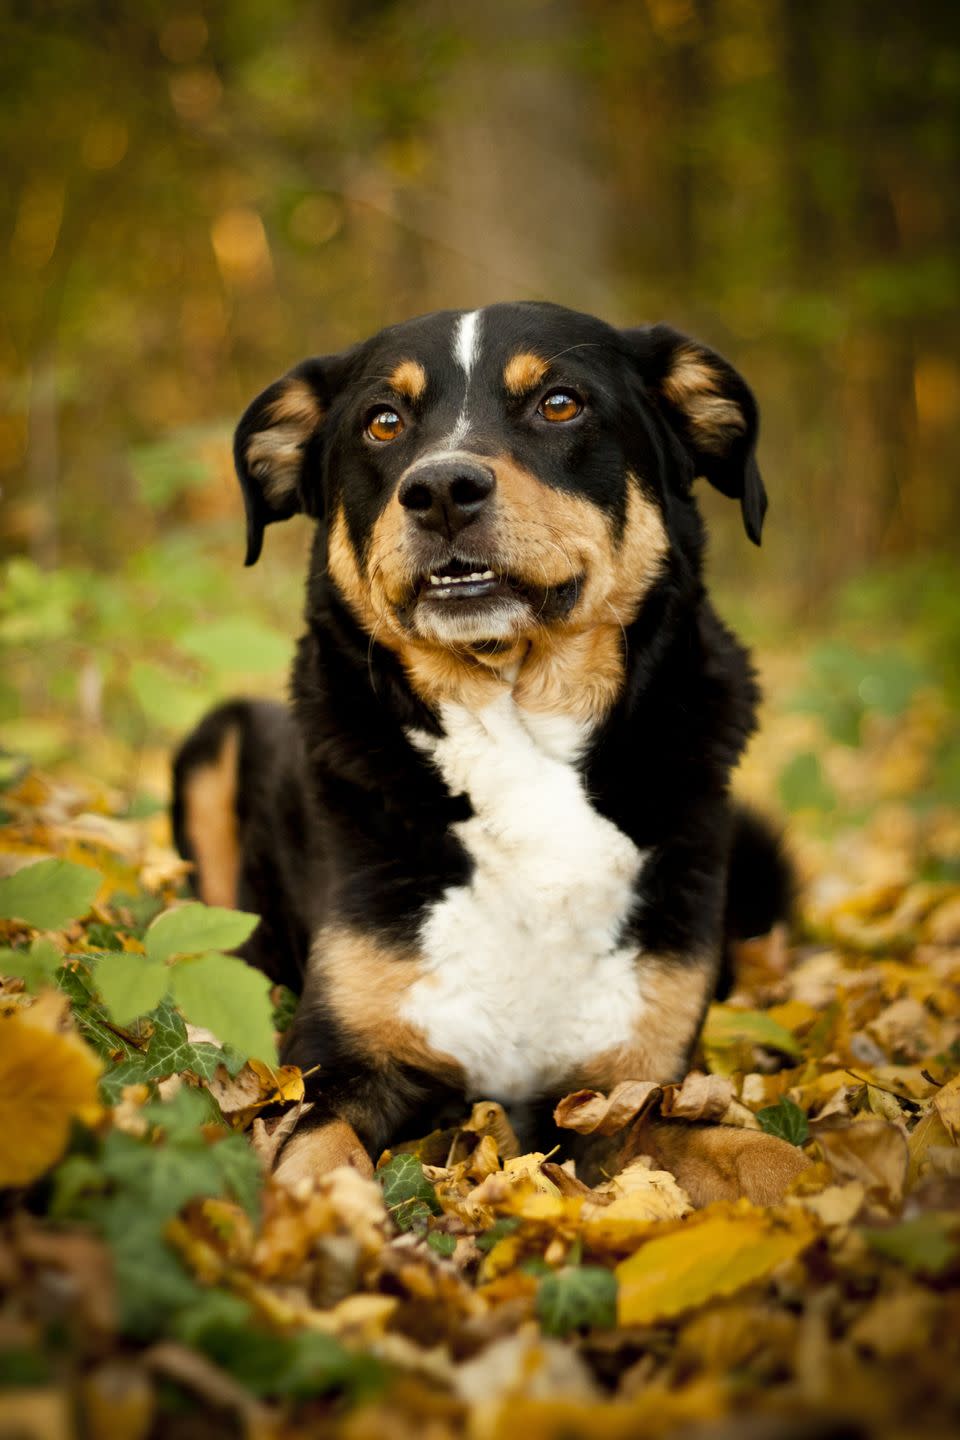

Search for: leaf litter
xmin=1 ymin=736 xmax=959 ymax=1439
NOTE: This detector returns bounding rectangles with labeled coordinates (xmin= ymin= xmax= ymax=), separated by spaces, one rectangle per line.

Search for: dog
xmin=172 ymin=301 xmax=791 ymax=1184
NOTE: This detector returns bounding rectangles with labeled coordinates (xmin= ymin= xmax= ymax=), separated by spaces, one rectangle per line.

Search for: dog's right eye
xmin=366 ymin=408 xmax=405 ymax=443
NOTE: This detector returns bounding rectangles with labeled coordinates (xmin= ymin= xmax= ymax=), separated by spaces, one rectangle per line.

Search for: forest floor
xmin=1 ymin=597 xmax=959 ymax=1440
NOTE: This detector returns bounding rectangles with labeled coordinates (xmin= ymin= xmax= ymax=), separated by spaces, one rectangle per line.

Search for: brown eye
xmin=366 ymin=408 xmax=405 ymax=442
xmin=538 ymin=390 xmax=582 ymax=423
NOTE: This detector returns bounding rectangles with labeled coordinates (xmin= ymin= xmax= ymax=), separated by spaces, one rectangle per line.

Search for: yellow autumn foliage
xmin=616 ymin=1207 xmax=816 ymax=1326
xmin=0 ymin=996 xmax=102 ymax=1186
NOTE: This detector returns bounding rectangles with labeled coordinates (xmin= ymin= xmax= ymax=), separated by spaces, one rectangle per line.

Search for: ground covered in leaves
xmin=2 ymin=632 xmax=960 ymax=1439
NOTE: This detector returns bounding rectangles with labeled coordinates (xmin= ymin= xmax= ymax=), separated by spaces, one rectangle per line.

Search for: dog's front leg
xmin=272 ymin=1056 xmax=426 ymax=1185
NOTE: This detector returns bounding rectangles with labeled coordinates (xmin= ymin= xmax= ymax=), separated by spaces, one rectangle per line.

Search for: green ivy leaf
xmin=187 ymin=1317 xmax=383 ymax=1401
xmin=141 ymin=1083 xmax=223 ymax=1141
xmin=476 ymin=1217 xmax=520 ymax=1252
xmin=171 ymin=952 xmax=277 ymax=1062
xmin=96 ymin=951 xmax=170 ymax=1026
xmin=0 ymin=937 xmax=62 ymax=992
xmin=101 ymin=1130 xmax=225 ymax=1215
xmin=101 ymin=1204 xmax=206 ymax=1340
xmin=146 ymin=903 xmax=259 ymax=964
xmin=57 ymin=963 xmax=141 ymax=1065
xmin=862 ymin=1214 xmax=960 ymax=1276
xmin=756 ymin=1096 xmax=810 ymax=1146
xmin=99 ymin=998 xmax=228 ymax=1102
xmin=536 ymin=1266 xmax=618 ymax=1336
xmin=378 ymin=1153 xmax=440 ymax=1231
xmin=426 ymin=1230 xmax=456 ymax=1257
xmin=0 ymin=858 xmax=100 ymax=930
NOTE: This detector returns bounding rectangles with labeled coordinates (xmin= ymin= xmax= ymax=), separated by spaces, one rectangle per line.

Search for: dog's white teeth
xmin=428 ymin=569 xmax=495 ymax=589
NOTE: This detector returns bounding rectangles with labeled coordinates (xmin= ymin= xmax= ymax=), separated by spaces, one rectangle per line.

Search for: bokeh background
xmin=2 ymin=0 xmax=959 ymax=859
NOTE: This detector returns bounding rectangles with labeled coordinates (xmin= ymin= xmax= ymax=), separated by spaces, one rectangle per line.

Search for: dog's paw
xmin=273 ymin=1119 xmax=374 ymax=1187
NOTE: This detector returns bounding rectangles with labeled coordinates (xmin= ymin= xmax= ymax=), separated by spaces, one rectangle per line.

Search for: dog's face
xmin=236 ymin=301 xmax=764 ymax=673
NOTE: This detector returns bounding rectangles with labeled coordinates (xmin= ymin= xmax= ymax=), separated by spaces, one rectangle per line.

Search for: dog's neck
xmin=391 ymin=622 xmax=627 ymax=729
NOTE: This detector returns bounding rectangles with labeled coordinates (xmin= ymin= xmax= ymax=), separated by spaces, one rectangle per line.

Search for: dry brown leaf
xmin=454 ymin=1330 xmax=596 ymax=1404
xmin=867 ymin=996 xmax=941 ymax=1061
xmin=932 ymin=1073 xmax=960 ymax=1142
xmin=582 ymin=1164 xmax=692 ymax=1234
xmin=925 ymin=892 xmax=960 ymax=943
xmin=206 ymin=1058 xmax=304 ymax=1129
xmin=15 ymin=1222 xmax=116 ymax=1335
xmin=792 ymin=1181 xmax=867 ymax=1226
xmin=816 ymin=1118 xmax=908 ymax=1205
xmin=465 ymin=1100 xmax=521 ymax=1159
xmin=143 ymin=1342 xmax=271 ymax=1426
xmin=660 ymin=1071 xmax=733 ymax=1122
xmin=848 ymin=1289 xmax=941 ymax=1358
xmin=553 ymin=1080 xmax=661 ymax=1135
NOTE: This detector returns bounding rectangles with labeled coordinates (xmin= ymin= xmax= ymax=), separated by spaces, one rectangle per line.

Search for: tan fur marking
xmin=315 ymin=927 xmax=465 ymax=1086
xmin=503 ymin=351 xmax=548 ymax=396
xmin=245 ymin=379 xmax=323 ymax=502
xmin=662 ymin=348 xmax=746 ymax=453
xmin=182 ymin=727 xmax=241 ymax=909
xmin=575 ymin=954 xmax=715 ymax=1092
xmin=274 ymin=1119 xmax=373 ymax=1185
xmin=388 ymin=359 xmax=427 ymax=402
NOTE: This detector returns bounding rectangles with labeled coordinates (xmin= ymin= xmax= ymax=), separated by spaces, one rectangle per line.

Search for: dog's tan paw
xmin=273 ymin=1119 xmax=374 ymax=1187
xmin=640 ymin=1119 xmax=812 ymax=1207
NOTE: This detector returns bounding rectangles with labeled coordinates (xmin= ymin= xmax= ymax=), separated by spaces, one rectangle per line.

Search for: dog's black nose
xmin=398 ymin=458 xmax=495 ymax=537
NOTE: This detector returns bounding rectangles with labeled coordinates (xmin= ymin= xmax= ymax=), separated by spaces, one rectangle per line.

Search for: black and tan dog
xmin=173 ymin=302 xmax=791 ymax=1184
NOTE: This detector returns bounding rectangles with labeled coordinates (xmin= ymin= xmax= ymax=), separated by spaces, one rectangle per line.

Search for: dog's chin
xmin=410 ymin=591 xmax=532 ymax=647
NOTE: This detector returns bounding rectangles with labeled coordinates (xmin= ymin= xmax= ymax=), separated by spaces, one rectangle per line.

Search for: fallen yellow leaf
xmin=616 ymin=1209 xmax=815 ymax=1326
xmin=0 ymin=1002 xmax=102 ymax=1186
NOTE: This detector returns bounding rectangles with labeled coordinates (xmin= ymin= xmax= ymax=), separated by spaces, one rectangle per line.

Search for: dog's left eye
xmin=366 ymin=408 xmax=405 ymax=442
xmin=538 ymin=390 xmax=583 ymax=423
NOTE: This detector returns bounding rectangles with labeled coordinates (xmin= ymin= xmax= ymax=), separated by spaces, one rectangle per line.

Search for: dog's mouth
xmin=395 ymin=555 xmax=583 ymax=632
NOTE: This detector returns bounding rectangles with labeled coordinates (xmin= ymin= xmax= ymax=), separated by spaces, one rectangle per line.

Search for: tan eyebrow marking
xmin=503 ymin=351 xmax=548 ymax=396
xmin=388 ymin=359 xmax=428 ymax=402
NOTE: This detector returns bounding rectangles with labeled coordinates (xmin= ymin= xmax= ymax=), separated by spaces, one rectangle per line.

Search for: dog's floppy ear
xmin=234 ymin=356 xmax=340 ymax=565
xmin=626 ymin=325 xmax=767 ymax=545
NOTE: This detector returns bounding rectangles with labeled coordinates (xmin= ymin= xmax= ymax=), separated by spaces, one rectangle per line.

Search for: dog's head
xmin=235 ymin=302 xmax=764 ymax=678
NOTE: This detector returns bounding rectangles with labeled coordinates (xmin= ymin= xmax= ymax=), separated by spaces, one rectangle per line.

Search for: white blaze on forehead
xmin=443 ymin=309 xmax=483 ymax=449
xmin=453 ymin=309 xmax=482 ymax=375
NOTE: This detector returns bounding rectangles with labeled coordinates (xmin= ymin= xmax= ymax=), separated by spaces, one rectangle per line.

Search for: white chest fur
xmin=402 ymin=695 xmax=647 ymax=1101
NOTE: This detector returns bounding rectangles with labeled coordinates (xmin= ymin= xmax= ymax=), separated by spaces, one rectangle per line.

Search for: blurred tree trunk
xmin=403 ymin=0 xmax=613 ymax=313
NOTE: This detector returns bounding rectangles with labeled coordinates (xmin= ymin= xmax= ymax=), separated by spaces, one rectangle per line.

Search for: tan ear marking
xmin=388 ymin=359 xmax=428 ymax=402
xmin=245 ymin=378 xmax=323 ymax=501
xmin=662 ymin=348 xmax=746 ymax=452
xmin=503 ymin=351 xmax=548 ymax=396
